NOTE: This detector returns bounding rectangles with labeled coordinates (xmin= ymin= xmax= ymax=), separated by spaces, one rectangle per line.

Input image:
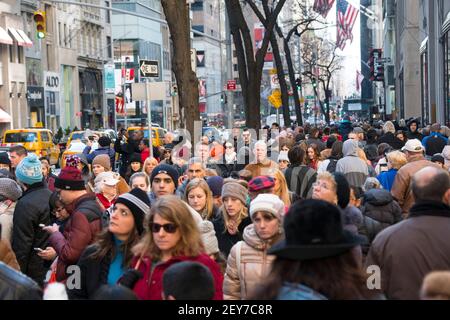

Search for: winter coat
xmin=0 ymin=261 xmax=42 ymax=300
xmin=377 ymin=132 xmax=405 ymax=150
xmin=366 ymin=201 xmax=450 ymax=299
xmin=0 ymin=201 xmax=16 ymax=242
xmin=277 ymin=283 xmax=327 ymax=300
xmin=443 ymin=146 xmax=450 ymax=168
xmin=132 ymin=253 xmax=224 ymax=300
xmin=48 ymin=193 xmax=103 ymax=281
xmin=422 ymin=132 xmax=448 ymax=156
xmin=213 ymin=214 xmax=252 ymax=258
xmin=223 ymin=224 xmax=281 ymax=300
xmin=377 ymin=168 xmax=398 ymax=191
xmin=114 ymin=138 xmax=141 ymax=177
xmin=336 ymin=140 xmax=369 ymax=188
xmin=12 ymin=182 xmax=52 ymax=286
xmin=358 ymin=189 xmax=402 ymax=249
xmin=0 ymin=239 xmax=20 ymax=270
xmin=284 ymin=165 xmax=317 ymax=199
xmin=67 ymin=244 xmax=112 ymax=299
xmin=244 ymin=159 xmax=279 ymax=178
xmin=391 ymin=155 xmax=440 ymax=217
xmin=83 ymin=145 xmax=116 ymax=169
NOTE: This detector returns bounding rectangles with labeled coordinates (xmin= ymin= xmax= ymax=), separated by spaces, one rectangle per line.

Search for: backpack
xmin=289 ymin=166 xmax=313 ymax=198
xmin=326 ymin=159 xmax=338 ymax=173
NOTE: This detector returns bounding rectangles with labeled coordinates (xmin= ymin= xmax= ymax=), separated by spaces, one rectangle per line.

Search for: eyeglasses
xmin=312 ymin=182 xmax=332 ymax=190
xmin=150 ymin=222 xmax=178 ymax=233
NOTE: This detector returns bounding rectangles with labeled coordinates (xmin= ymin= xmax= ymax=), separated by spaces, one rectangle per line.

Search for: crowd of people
xmin=1 ymin=116 xmax=450 ymax=300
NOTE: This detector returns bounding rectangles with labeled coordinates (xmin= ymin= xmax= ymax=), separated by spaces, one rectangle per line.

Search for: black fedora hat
xmin=269 ymin=199 xmax=365 ymax=261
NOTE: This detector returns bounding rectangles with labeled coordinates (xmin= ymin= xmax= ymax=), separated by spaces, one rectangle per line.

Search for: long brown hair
xmin=88 ymin=225 xmax=140 ymax=268
xmin=220 ymin=200 xmax=248 ymax=234
xmin=251 ymin=250 xmax=378 ymax=300
xmin=132 ymin=195 xmax=204 ymax=260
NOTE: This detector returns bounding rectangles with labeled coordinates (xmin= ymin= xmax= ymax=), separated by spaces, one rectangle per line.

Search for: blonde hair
xmin=270 ymin=169 xmax=291 ymax=206
xmin=184 ymin=178 xmax=215 ymax=220
xmin=421 ymin=271 xmax=450 ymax=300
xmin=316 ymin=172 xmax=338 ymax=193
xmin=220 ymin=200 xmax=248 ymax=234
xmin=132 ymin=195 xmax=204 ymax=260
xmin=386 ymin=150 xmax=407 ymax=170
xmin=142 ymin=157 xmax=159 ymax=175
xmin=357 ymin=148 xmax=368 ymax=163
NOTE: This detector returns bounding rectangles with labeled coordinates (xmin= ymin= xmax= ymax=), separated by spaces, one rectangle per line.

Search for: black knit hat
xmin=130 ymin=153 xmax=142 ymax=164
xmin=150 ymin=164 xmax=180 ymax=189
xmin=114 ymin=188 xmax=150 ymax=235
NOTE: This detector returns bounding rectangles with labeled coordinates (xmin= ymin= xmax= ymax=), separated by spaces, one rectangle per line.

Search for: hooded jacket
xmin=223 ymin=224 xmax=281 ymax=300
xmin=406 ymin=120 xmax=423 ymax=141
xmin=335 ymin=140 xmax=368 ymax=188
xmin=358 ymin=189 xmax=402 ymax=250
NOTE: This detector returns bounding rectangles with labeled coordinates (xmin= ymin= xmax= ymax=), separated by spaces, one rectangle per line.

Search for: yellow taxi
xmin=127 ymin=126 xmax=167 ymax=147
xmin=60 ymin=130 xmax=110 ymax=168
xmin=1 ymin=128 xmax=60 ymax=166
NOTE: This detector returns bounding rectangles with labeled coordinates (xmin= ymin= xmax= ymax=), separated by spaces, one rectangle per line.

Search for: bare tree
xmin=301 ymin=40 xmax=343 ymax=124
xmin=161 ymin=1 xmax=199 ymax=135
xmin=225 ymin=0 xmax=286 ymax=131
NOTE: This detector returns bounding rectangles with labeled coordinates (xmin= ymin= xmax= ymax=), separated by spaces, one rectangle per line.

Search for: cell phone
xmin=34 ymin=248 xmax=44 ymax=252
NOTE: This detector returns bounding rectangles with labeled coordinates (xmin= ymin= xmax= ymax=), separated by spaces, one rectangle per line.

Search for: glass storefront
xmin=79 ymin=68 xmax=103 ymax=129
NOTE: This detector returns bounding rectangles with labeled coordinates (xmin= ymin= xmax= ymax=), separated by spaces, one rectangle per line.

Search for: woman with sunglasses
xmin=67 ymin=188 xmax=150 ymax=299
xmin=128 ymin=195 xmax=224 ymax=300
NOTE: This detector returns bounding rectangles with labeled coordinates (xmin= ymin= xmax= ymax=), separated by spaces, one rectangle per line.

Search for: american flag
xmin=313 ymin=0 xmax=336 ymax=18
xmin=336 ymin=0 xmax=359 ymax=50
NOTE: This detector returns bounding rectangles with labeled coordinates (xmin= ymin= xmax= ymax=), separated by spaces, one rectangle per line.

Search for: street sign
xmin=227 ymin=80 xmax=236 ymax=91
xmin=268 ymin=89 xmax=282 ymax=109
xmin=132 ymin=82 xmax=167 ymax=101
xmin=139 ymin=60 xmax=159 ymax=78
xmin=270 ymin=74 xmax=279 ymax=89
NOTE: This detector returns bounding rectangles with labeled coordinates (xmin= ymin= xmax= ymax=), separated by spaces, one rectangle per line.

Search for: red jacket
xmin=141 ymin=148 xmax=150 ymax=163
xmin=96 ymin=193 xmax=116 ymax=210
xmin=49 ymin=193 xmax=103 ymax=281
xmin=131 ymin=253 xmax=224 ymax=300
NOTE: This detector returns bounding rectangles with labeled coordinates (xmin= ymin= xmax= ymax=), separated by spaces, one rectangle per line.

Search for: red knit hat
xmin=54 ymin=155 xmax=86 ymax=191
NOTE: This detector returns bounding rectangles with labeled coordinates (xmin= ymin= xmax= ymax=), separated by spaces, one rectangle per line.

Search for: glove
xmin=118 ymin=269 xmax=143 ymax=289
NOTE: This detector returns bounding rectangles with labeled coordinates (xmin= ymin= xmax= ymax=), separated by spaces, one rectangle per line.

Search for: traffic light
xmin=312 ymin=78 xmax=317 ymax=89
xmin=33 ymin=10 xmax=46 ymax=39
xmin=171 ymin=85 xmax=178 ymax=96
xmin=295 ymin=78 xmax=302 ymax=89
xmin=220 ymin=93 xmax=227 ymax=104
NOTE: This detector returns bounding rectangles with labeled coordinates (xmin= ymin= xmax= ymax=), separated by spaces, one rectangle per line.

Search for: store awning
xmin=0 ymin=108 xmax=12 ymax=123
xmin=16 ymin=29 xmax=33 ymax=47
xmin=0 ymin=26 xmax=13 ymax=45
xmin=8 ymin=27 xmax=32 ymax=47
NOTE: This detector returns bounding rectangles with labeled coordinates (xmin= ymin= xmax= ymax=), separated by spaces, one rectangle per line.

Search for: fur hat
xmin=383 ymin=121 xmax=396 ymax=134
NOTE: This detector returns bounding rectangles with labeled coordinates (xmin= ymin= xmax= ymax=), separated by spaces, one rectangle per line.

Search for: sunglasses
xmin=150 ymin=222 xmax=178 ymax=233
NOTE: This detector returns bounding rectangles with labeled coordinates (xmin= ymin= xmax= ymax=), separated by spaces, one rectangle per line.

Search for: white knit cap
xmin=250 ymin=194 xmax=285 ymax=221
xmin=199 ymin=220 xmax=219 ymax=255
xmin=278 ymin=151 xmax=290 ymax=162
xmin=43 ymin=283 xmax=68 ymax=300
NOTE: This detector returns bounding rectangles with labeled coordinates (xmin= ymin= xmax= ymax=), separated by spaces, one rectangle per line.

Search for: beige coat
xmin=0 ymin=239 xmax=20 ymax=270
xmin=391 ymin=155 xmax=440 ymax=217
xmin=223 ymin=224 xmax=281 ymax=300
xmin=0 ymin=201 xmax=16 ymax=242
xmin=244 ymin=159 xmax=278 ymax=178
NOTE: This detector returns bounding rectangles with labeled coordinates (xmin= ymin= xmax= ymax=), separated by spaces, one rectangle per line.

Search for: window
xmin=58 ymin=22 xmax=62 ymax=46
xmin=210 ymin=4 xmax=213 ymax=15
xmin=18 ymin=46 xmax=24 ymax=64
xmin=106 ymin=36 xmax=112 ymax=58
xmin=9 ymin=44 xmax=14 ymax=63
xmin=64 ymin=24 xmax=68 ymax=47
xmin=40 ymin=131 xmax=50 ymax=142
xmin=105 ymin=1 xmax=110 ymax=23
xmin=191 ymin=0 xmax=203 ymax=11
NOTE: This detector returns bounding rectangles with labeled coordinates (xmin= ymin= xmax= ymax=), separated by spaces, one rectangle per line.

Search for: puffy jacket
xmin=83 ymin=146 xmax=116 ymax=169
xmin=422 ymin=132 xmax=448 ymax=156
xmin=0 ymin=201 xmax=16 ymax=242
xmin=0 ymin=262 xmax=42 ymax=300
xmin=132 ymin=253 xmax=224 ymax=300
xmin=12 ymin=182 xmax=52 ymax=286
xmin=223 ymin=224 xmax=281 ymax=300
xmin=48 ymin=193 xmax=103 ymax=281
xmin=391 ymin=155 xmax=440 ymax=217
xmin=358 ymin=189 xmax=402 ymax=249
xmin=336 ymin=140 xmax=368 ymax=188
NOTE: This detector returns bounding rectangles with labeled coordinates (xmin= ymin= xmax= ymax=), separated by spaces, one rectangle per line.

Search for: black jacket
xmin=12 ymin=182 xmax=52 ymax=286
xmin=377 ymin=132 xmax=405 ymax=150
xmin=67 ymin=244 xmax=111 ymax=300
xmin=213 ymin=214 xmax=252 ymax=258
xmin=358 ymin=189 xmax=402 ymax=252
xmin=114 ymin=138 xmax=140 ymax=176
xmin=0 ymin=262 xmax=42 ymax=300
